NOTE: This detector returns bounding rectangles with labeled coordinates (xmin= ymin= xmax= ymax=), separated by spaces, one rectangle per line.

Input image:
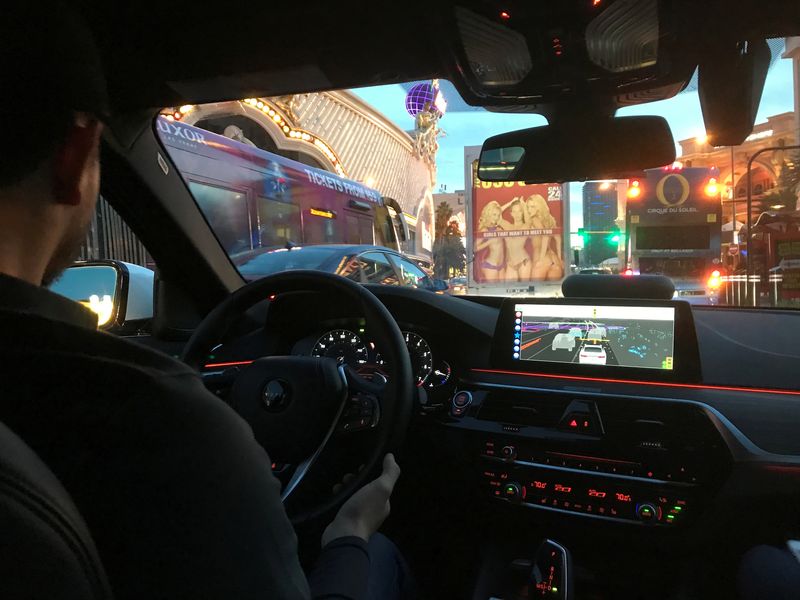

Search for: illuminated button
xmin=502 ymin=482 xmax=524 ymax=503
xmin=560 ymin=411 xmax=599 ymax=434
xmin=636 ymin=503 xmax=659 ymax=523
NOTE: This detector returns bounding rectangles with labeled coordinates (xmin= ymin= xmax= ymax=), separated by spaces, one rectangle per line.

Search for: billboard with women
xmin=469 ymin=160 xmax=566 ymax=285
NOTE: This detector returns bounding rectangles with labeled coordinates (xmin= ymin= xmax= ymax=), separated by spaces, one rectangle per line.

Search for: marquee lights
xmin=161 ymin=100 xmax=347 ymax=177
xmin=241 ymin=98 xmax=346 ymax=177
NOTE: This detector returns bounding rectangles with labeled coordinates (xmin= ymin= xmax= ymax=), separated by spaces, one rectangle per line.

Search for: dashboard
xmin=202 ymin=285 xmax=800 ymax=557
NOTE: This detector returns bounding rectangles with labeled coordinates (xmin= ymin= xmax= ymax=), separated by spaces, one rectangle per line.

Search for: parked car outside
xmin=231 ymin=244 xmax=447 ymax=292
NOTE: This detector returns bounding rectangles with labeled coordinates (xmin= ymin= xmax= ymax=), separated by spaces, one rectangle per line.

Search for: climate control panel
xmin=445 ymin=386 xmax=731 ymax=527
xmin=482 ymin=461 xmax=691 ymax=526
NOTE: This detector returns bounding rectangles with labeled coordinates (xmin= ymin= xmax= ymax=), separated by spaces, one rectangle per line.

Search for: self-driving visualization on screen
xmin=512 ymin=304 xmax=676 ymax=370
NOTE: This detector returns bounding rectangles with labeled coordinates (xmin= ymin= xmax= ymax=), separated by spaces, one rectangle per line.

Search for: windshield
xmin=157 ymin=36 xmax=798 ymax=307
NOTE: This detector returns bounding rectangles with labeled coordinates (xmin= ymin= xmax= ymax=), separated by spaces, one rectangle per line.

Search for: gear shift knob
xmin=528 ymin=539 xmax=573 ymax=600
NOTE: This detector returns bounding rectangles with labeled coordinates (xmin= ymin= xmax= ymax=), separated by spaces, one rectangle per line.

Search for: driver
xmin=0 ymin=3 xmax=413 ymax=599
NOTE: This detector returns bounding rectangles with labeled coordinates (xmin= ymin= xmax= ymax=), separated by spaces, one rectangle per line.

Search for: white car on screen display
xmin=551 ymin=333 xmax=576 ymax=351
xmin=579 ymin=344 xmax=607 ymax=365
xmin=586 ymin=327 xmax=607 ymax=342
xmin=547 ymin=322 xmax=561 ymax=330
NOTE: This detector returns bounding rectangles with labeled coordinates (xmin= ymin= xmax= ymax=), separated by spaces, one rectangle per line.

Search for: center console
xmin=445 ymin=299 xmax=731 ymax=531
xmin=435 ymin=298 xmax=736 ymax=598
xmin=451 ymin=386 xmax=731 ymax=527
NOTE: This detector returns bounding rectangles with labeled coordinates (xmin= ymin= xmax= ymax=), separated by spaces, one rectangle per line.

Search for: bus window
xmin=359 ymin=216 xmax=374 ymax=245
xmin=345 ymin=214 xmax=361 ymax=244
xmin=359 ymin=252 xmax=399 ymax=285
xmin=258 ymin=197 xmax=301 ymax=248
xmin=189 ymin=181 xmax=252 ymax=255
xmin=304 ymin=210 xmax=338 ymax=244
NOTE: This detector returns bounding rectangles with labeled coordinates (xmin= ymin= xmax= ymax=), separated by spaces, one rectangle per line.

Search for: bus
xmin=156 ymin=116 xmax=406 ymax=257
xmin=626 ymin=166 xmax=722 ymax=300
xmin=746 ymin=211 xmax=800 ymax=307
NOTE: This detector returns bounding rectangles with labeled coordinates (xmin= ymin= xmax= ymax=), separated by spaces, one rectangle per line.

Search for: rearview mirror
xmin=478 ymin=116 xmax=676 ymax=183
xmin=49 ymin=260 xmax=155 ymax=330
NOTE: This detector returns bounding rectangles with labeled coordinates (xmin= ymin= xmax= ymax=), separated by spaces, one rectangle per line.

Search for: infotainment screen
xmin=511 ymin=303 xmax=675 ymax=370
xmin=492 ymin=298 xmax=701 ymax=381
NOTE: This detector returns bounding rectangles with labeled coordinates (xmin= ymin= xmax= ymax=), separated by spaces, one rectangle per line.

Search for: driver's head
xmin=0 ymin=2 xmax=108 ymax=286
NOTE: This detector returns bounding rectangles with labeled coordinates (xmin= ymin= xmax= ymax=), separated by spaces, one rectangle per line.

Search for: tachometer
xmin=403 ymin=331 xmax=433 ymax=385
xmin=312 ymin=329 xmax=368 ymax=365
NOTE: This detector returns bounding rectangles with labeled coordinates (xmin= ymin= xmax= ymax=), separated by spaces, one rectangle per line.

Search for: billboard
xmin=632 ymin=167 xmax=720 ymax=224
xmin=471 ymin=161 xmax=565 ymax=284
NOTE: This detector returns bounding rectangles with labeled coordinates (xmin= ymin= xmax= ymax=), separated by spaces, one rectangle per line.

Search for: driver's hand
xmin=321 ymin=454 xmax=400 ymax=546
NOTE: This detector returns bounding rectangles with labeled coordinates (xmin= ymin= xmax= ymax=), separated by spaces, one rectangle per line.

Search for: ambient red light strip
xmin=204 ymin=360 xmax=254 ymax=369
xmin=471 ymin=368 xmax=800 ymax=397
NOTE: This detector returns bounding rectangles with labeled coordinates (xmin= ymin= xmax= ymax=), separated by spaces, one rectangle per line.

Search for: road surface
xmin=517 ymin=326 xmax=620 ymax=366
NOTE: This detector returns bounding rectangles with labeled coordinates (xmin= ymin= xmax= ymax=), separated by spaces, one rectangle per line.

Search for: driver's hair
xmin=0 ymin=2 xmax=108 ymax=189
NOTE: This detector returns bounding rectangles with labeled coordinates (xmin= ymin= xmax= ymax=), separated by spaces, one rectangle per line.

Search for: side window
xmin=67 ymin=196 xmax=156 ymax=331
xmin=80 ymin=196 xmax=154 ymax=269
xmin=393 ymin=256 xmax=431 ymax=289
xmin=358 ymin=252 xmax=400 ymax=286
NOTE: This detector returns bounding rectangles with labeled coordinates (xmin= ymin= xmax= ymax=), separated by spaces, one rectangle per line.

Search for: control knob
xmin=501 ymin=481 xmax=524 ymax=503
xmin=501 ymin=445 xmax=517 ymax=461
xmin=636 ymin=502 xmax=660 ymax=523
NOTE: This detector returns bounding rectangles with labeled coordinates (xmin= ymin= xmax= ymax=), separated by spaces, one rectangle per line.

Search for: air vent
xmin=477 ymin=392 xmax=566 ymax=427
xmin=455 ymin=7 xmax=532 ymax=87
xmin=585 ymin=0 xmax=659 ymax=73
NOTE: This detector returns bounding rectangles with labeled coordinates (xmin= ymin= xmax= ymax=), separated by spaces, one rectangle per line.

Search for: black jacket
xmin=0 ymin=273 xmax=369 ymax=599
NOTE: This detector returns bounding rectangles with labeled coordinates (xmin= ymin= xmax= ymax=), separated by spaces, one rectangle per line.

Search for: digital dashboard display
xmin=511 ymin=303 xmax=676 ymax=370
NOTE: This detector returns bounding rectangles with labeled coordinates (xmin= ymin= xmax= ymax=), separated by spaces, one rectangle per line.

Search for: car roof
xmin=284 ymin=244 xmax=399 ymax=255
xmin=72 ymin=1 xmax=796 ymax=117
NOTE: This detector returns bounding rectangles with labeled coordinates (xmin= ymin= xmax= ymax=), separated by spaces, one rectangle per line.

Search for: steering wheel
xmin=181 ymin=270 xmax=414 ymax=524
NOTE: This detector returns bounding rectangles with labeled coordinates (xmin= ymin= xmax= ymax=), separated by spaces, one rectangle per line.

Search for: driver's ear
xmin=51 ymin=116 xmax=103 ymax=206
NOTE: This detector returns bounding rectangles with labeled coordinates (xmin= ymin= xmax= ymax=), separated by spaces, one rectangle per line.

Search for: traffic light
xmin=577 ymin=228 xmax=586 ymax=243
xmin=607 ymin=227 xmax=621 ymax=244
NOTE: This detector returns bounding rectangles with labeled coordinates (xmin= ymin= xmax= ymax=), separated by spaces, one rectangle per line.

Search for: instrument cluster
xmin=307 ymin=327 xmax=451 ymax=388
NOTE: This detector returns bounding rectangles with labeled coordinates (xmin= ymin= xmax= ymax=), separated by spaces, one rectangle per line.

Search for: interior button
xmin=451 ymin=391 xmax=472 ymax=416
xmin=501 ymin=445 xmax=517 ymax=461
xmin=452 ymin=391 xmax=472 ymax=407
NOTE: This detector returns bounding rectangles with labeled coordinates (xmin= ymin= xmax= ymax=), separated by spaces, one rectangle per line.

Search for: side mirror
xmin=430 ymin=278 xmax=449 ymax=292
xmin=49 ymin=260 xmax=155 ymax=330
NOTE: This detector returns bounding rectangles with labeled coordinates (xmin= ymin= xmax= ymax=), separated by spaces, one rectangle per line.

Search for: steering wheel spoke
xmin=334 ymin=366 xmax=384 ymax=434
xmin=336 ymin=393 xmax=381 ymax=434
xmin=201 ymin=366 xmax=241 ymax=400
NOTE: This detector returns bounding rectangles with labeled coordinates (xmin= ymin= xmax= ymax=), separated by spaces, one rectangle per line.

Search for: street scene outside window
xmin=69 ymin=38 xmax=799 ymax=310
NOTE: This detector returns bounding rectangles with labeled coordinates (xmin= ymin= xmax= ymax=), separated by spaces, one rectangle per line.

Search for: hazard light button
xmin=560 ymin=412 xmax=601 ymax=435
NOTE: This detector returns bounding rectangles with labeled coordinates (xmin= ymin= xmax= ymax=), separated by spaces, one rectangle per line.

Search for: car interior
xmin=4 ymin=1 xmax=800 ymax=599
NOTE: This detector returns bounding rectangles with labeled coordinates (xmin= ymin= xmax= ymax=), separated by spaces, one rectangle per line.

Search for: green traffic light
xmin=610 ymin=234 xmax=621 ymax=243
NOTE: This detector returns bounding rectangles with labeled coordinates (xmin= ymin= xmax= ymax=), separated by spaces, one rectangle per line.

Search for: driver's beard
xmin=42 ymin=214 xmax=92 ymax=287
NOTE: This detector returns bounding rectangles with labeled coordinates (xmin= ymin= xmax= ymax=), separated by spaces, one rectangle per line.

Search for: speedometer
xmin=311 ymin=329 xmax=368 ymax=365
xmin=403 ymin=331 xmax=433 ymax=385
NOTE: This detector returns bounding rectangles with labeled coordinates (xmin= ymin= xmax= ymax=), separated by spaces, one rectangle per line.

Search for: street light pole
xmin=730 ymin=145 xmax=736 ymax=241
